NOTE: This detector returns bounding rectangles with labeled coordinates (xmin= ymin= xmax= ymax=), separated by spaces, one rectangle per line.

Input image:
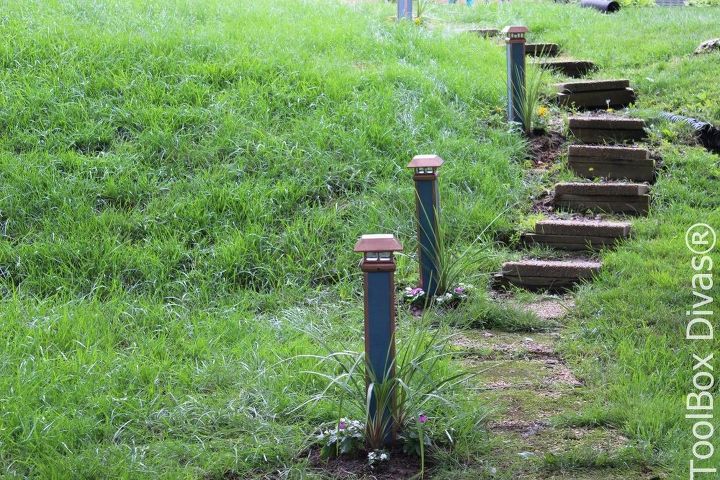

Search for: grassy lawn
xmin=1 ymin=0 xmax=718 ymax=478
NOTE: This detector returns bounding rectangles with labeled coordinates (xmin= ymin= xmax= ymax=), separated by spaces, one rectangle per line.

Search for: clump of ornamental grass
xmin=294 ymin=311 xmax=473 ymax=477
xmin=512 ymin=64 xmax=548 ymax=136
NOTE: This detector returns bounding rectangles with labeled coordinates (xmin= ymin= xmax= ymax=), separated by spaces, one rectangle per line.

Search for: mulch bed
xmin=527 ymin=130 xmax=566 ymax=168
xmin=307 ymin=447 xmax=424 ymax=479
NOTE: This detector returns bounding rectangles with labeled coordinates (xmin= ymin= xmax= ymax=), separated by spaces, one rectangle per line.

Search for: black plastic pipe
xmin=581 ymin=0 xmax=621 ymax=13
xmin=661 ymin=112 xmax=720 ymax=153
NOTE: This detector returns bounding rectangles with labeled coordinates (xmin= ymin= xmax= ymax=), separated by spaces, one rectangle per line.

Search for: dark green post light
xmin=354 ymin=234 xmax=403 ymax=445
xmin=397 ymin=0 xmax=412 ymax=20
xmin=407 ymin=154 xmax=444 ymax=298
xmin=503 ymin=25 xmax=528 ymax=129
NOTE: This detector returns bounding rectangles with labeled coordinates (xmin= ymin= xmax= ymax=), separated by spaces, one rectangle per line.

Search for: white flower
xmin=379 ymin=452 xmax=389 ymax=461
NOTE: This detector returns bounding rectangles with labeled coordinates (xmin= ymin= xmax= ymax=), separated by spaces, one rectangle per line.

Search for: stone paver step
xmin=494 ymin=259 xmax=602 ymax=290
xmin=568 ymin=145 xmax=655 ymax=181
xmin=523 ymin=219 xmax=632 ymax=251
xmin=554 ymin=182 xmax=650 ymax=215
xmin=556 ymin=79 xmax=630 ymax=93
xmin=525 ymin=43 xmax=560 ymax=57
xmin=558 ymin=88 xmax=636 ymax=110
xmin=569 ymin=116 xmax=647 ymax=143
xmin=537 ymin=59 xmax=597 ymax=78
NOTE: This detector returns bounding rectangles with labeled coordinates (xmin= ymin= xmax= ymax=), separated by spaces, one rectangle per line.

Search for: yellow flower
xmin=537 ymin=106 xmax=549 ymax=117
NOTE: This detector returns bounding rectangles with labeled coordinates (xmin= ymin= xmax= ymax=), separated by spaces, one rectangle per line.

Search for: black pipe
xmin=581 ymin=0 xmax=621 ymax=13
xmin=661 ymin=112 xmax=720 ymax=153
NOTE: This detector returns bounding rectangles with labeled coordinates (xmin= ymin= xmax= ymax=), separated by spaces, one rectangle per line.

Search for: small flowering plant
xmin=401 ymin=413 xmax=432 ymax=458
xmin=367 ymin=449 xmax=390 ymax=470
xmin=403 ymin=283 xmax=474 ymax=311
xmin=316 ymin=418 xmax=365 ymax=459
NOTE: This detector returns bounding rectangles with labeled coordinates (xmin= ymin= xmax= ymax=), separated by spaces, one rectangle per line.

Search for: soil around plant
xmin=306 ymin=447 xmax=425 ymax=479
xmin=527 ymin=130 xmax=567 ymax=168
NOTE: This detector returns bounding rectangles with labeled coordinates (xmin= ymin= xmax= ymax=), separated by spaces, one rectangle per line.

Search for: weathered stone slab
xmin=469 ymin=28 xmax=499 ymax=38
xmin=568 ymin=145 xmax=649 ymax=161
xmin=526 ymin=43 xmax=560 ymax=57
xmin=522 ymin=234 xmax=619 ymax=250
xmin=554 ymin=195 xmax=650 ymax=215
xmin=501 ymin=260 xmax=601 ymax=278
xmin=569 ymin=117 xmax=646 ymax=130
xmin=556 ymin=80 xmax=630 ymax=94
xmin=557 ymin=88 xmax=636 ymax=109
xmin=571 ymin=128 xmax=646 ymax=143
xmin=494 ymin=273 xmax=584 ymax=289
xmin=538 ymin=59 xmax=597 ymax=78
xmin=569 ymin=159 xmax=655 ymax=182
xmin=534 ymin=219 xmax=631 ymax=237
xmin=555 ymin=182 xmax=649 ymax=196
xmin=568 ymin=117 xmax=647 ymax=143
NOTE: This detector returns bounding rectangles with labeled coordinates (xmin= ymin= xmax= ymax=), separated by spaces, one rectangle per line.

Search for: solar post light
xmin=354 ymin=234 xmax=403 ymax=445
xmin=503 ymin=25 xmax=529 ymax=129
xmin=407 ymin=154 xmax=444 ymax=298
xmin=397 ymin=0 xmax=412 ymax=20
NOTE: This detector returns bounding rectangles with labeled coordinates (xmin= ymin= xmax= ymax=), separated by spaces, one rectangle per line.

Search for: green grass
xmin=1 ymin=0 xmax=719 ymax=478
xmin=0 ymin=1 xmax=524 ymax=478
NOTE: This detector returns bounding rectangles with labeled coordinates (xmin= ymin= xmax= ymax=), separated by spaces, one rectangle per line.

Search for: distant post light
xmin=397 ymin=0 xmax=412 ymax=20
xmin=407 ymin=154 xmax=444 ymax=298
xmin=354 ymin=234 xmax=403 ymax=445
xmin=503 ymin=25 xmax=529 ymax=129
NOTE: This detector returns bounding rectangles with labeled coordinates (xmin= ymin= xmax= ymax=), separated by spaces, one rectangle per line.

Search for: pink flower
xmin=338 ymin=421 xmax=347 ymax=430
xmin=418 ymin=414 xmax=428 ymax=424
xmin=454 ymin=287 xmax=465 ymax=294
xmin=410 ymin=287 xmax=424 ymax=296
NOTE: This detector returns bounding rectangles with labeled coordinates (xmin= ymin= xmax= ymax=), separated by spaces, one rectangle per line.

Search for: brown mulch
xmin=307 ymin=448 xmax=424 ymax=479
xmin=527 ymin=130 xmax=567 ymax=168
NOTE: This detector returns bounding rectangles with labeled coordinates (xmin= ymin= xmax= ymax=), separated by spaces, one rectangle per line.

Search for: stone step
xmin=568 ymin=116 xmax=647 ymax=143
xmin=553 ymin=182 xmax=650 ymax=215
xmin=557 ymin=88 xmax=636 ymax=109
xmin=556 ymin=79 xmax=630 ymax=93
xmin=494 ymin=259 xmax=602 ymax=290
xmin=537 ymin=59 xmax=597 ymax=78
xmin=469 ymin=28 xmax=499 ymax=38
xmin=555 ymin=182 xmax=650 ymax=196
xmin=568 ymin=145 xmax=655 ymax=181
xmin=522 ymin=219 xmax=632 ymax=251
xmin=525 ymin=43 xmax=560 ymax=57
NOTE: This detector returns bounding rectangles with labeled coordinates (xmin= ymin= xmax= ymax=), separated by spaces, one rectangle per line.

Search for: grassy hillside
xmin=1 ymin=0 xmax=719 ymax=478
xmin=0 ymin=1 xmax=524 ymax=478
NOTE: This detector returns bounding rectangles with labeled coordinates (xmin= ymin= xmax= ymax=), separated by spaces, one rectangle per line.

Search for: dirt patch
xmin=522 ymin=297 xmax=575 ymax=321
xmin=307 ymin=448 xmax=423 ymax=479
xmin=528 ymin=130 xmax=567 ymax=168
xmin=543 ymin=359 xmax=584 ymax=387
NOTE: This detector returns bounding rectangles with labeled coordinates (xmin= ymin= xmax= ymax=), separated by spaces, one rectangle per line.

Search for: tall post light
xmin=503 ymin=25 xmax=529 ymax=129
xmin=354 ymin=234 xmax=403 ymax=444
xmin=407 ymin=154 xmax=444 ymax=298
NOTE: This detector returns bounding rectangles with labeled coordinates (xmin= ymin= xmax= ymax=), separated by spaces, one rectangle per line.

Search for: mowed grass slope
xmin=0 ymin=1 xmax=524 ymax=478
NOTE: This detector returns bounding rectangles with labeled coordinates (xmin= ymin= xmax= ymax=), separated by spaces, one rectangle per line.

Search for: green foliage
xmin=512 ymin=64 xmax=547 ymax=135
xmin=300 ymin=311 xmax=473 ymax=459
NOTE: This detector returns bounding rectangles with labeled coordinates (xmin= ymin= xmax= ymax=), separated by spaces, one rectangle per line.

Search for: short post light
xmin=354 ymin=234 xmax=403 ymax=445
xmin=407 ymin=154 xmax=444 ymax=298
xmin=503 ymin=25 xmax=529 ymax=129
xmin=397 ymin=0 xmax=412 ymax=20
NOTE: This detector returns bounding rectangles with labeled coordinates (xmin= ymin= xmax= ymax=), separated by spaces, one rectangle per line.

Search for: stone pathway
xmin=457 ymin=34 xmax=661 ymax=478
